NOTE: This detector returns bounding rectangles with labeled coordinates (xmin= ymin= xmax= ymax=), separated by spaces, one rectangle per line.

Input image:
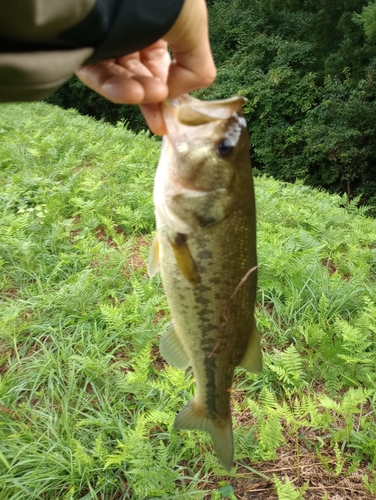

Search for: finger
xmin=164 ymin=0 xmax=216 ymax=97
xmin=76 ymin=60 xmax=168 ymax=104
xmin=139 ymin=40 xmax=170 ymax=84
xmin=101 ymin=75 xmax=168 ymax=104
xmin=139 ymin=103 xmax=167 ymax=136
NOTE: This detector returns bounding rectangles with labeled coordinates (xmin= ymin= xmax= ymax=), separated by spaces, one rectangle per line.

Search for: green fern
xmin=257 ymin=413 xmax=285 ymax=460
xmin=1 ymin=102 xmax=376 ymax=498
xmin=273 ymin=476 xmax=308 ymax=500
xmin=265 ymin=344 xmax=304 ymax=391
xmin=362 ymin=471 xmax=376 ymax=494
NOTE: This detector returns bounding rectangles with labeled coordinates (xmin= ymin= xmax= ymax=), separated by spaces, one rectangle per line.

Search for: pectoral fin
xmin=239 ymin=323 xmax=262 ymax=374
xmin=160 ymin=322 xmax=190 ymax=369
xmin=147 ymin=235 xmax=160 ymax=277
xmin=169 ymin=233 xmax=201 ymax=285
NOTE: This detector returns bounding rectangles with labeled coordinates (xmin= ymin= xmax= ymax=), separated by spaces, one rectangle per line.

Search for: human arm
xmin=0 ymin=0 xmax=216 ymax=134
xmin=76 ymin=0 xmax=216 ymax=134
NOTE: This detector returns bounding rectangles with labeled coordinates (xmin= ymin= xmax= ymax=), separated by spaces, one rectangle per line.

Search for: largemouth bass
xmin=148 ymin=95 xmax=262 ymax=471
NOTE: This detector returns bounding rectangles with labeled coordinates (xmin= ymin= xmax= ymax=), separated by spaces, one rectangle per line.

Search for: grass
xmin=0 ymin=102 xmax=375 ymax=499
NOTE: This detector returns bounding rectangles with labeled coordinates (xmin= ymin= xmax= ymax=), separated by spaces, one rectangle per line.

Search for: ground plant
xmin=0 ymin=103 xmax=375 ymax=499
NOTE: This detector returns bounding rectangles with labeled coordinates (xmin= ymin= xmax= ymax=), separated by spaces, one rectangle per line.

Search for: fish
xmin=148 ymin=94 xmax=262 ymax=472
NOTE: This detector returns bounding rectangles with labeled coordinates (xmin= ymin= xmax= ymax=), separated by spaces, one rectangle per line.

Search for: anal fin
xmin=239 ymin=322 xmax=262 ymax=374
xmin=160 ymin=322 xmax=190 ymax=370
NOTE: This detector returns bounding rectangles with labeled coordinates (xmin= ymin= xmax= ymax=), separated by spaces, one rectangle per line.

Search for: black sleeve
xmin=60 ymin=0 xmax=185 ymax=63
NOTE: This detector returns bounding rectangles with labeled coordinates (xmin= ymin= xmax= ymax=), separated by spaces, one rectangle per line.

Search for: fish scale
xmin=148 ymin=95 xmax=262 ymax=471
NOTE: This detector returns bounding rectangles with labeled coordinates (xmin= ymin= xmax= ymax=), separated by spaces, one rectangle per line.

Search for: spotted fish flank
xmin=148 ymin=95 xmax=262 ymax=472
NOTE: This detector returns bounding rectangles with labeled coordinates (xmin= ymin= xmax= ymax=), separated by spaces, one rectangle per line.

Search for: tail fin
xmin=174 ymin=398 xmax=233 ymax=472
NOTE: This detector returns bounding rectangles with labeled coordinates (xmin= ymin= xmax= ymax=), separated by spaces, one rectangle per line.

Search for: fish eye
xmin=216 ymin=139 xmax=234 ymax=157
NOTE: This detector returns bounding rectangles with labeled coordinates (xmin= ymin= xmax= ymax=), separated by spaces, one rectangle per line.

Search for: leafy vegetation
xmin=0 ymin=103 xmax=376 ymax=499
xmin=196 ymin=0 xmax=376 ymax=209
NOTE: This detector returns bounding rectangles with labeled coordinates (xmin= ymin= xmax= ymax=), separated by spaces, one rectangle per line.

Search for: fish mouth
xmin=165 ymin=94 xmax=247 ymax=110
xmin=164 ymin=95 xmax=247 ymax=125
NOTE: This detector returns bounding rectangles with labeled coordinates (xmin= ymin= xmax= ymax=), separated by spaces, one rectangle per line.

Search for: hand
xmin=75 ymin=0 xmax=216 ymax=135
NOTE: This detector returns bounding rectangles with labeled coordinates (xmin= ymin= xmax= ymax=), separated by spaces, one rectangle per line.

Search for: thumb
xmin=164 ymin=0 xmax=216 ymax=97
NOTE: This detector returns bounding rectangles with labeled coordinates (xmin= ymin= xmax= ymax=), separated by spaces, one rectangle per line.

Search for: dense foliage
xmin=197 ymin=0 xmax=376 ymax=208
xmin=1 ymin=103 xmax=375 ymax=499
xmin=47 ymin=0 xmax=376 ymax=209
